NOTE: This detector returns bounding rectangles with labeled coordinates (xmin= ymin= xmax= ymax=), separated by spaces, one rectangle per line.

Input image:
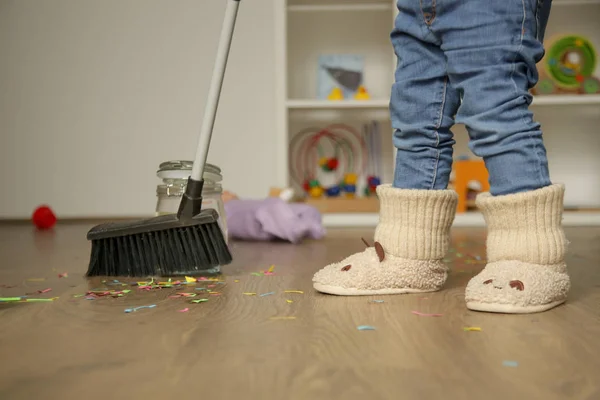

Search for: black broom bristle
xmin=86 ymin=211 xmax=232 ymax=277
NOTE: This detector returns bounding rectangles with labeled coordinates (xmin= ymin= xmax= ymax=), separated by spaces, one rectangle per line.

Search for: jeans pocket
xmin=535 ymin=0 xmax=552 ymax=43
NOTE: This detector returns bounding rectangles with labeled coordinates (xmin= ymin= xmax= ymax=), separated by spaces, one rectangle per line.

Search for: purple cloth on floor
xmin=224 ymin=198 xmax=325 ymax=243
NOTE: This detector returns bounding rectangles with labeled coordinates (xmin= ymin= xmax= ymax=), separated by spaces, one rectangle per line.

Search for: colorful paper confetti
xmin=124 ymin=304 xmax=156 ymax=313
xmin=502 ymin=360 xmax=519 ymax=367
xmin=270 ymin=316 xmax=296 ymax=320
xmin=284 ymin=290 xmax=304 ymax=294
xmin=286 ymin=299 xmax=293 ymax=303
xmin=234 ymin=280 xmax=240 ymax=283
xmin=0 ymin=297 xmax=57 ymax=303
xmin=190 ymin=299 xmax=209 ymax=303
xmin=58 ymin=273 xmax=68 ymax=278
xmin=370 ymin=300 xmax=385 ymax=303
xmin=411 ymin=311 xmax=443 ymax=317
xmin=242 ymin=292 xmax=257 ymax=296
xmin=463 ymin=327 xmax=482 ymax=332
xmin=260 ymin=292 xmax=275 ymax=297
xmin=185 ymin=276 xmax=197 ymax=283
xmin=357 ymin=325 xmax=376 ymax=331
xmin=178 ymin=308 xmax=189 ymax=313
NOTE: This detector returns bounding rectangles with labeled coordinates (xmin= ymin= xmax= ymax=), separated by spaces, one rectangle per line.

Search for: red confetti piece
xmin=178 ymin=308 xmax=189 ymax=313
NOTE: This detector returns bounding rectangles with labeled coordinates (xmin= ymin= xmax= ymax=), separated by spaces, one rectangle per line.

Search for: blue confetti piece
xmin=357 ymin=325 xmax=376 ymax=331
xmin=124 ymin=304 xmax=156 ymax=313
xmin=502 ymin=360 xmax=519 ymax=367
xmin=370 ymin=300 xmax=384 ymax=303
xmin=260 ymin=292 xmax=275 ymax=297
xmin=195 ymin=288 xmax=207 ymax=291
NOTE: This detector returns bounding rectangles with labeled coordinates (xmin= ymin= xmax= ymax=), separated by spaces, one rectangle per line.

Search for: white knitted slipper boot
xmin=313 ymin=184 xmax=457 ymax=295
xmin=465 ymin=184 xmax=571 ymax=313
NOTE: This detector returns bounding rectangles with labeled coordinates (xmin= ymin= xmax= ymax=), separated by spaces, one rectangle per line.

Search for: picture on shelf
xmin=317 ymin=54 xmax=365 ymax=100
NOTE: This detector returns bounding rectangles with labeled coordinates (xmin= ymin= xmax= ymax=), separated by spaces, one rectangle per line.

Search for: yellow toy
xmin=309 ymin=186 xmax=324 ymax=198
xmin=354 ymin=86 xmax=370 ymax=100
xmin=327 ymin=87 xmax=344 ymax=101
xmin=344 ymin=173 xmax=358 ymax=185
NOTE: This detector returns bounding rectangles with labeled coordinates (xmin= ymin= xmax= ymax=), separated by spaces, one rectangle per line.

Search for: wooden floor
xmin=0 ymin=223 xmax=599 ymax=400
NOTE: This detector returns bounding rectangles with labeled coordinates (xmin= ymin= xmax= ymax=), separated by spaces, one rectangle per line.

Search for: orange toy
xmin=453 ymin=160 xmax=490 ymax=213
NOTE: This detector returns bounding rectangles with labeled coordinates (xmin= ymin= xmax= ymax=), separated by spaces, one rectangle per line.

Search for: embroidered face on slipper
xmin=465 ymin=260 xmax=570 ymax=307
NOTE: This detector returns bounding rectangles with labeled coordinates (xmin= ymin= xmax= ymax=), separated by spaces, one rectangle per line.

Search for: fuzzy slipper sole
xmin=466 ymin=299 xmax=566 ymax=314
xmin=313 ymin=282 xmax=437 ymax=296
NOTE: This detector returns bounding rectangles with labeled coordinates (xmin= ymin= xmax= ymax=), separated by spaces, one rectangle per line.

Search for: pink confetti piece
xmin=198 ymin=277 xmax=208 ymax=281
xmin=207 ymin=284 xmax=217 ymax=288
xmin=39 ymin=288 xmax=52 ymax=294
xmin=178 ymin=308 xmax=189 ymax=313
xmin=263 ymin=271 xmax=275 ymax=276
xmin=58 ymin=273 xmax=68 ymax=278
xmin=411 ymin=311 xmax=443 ymax=317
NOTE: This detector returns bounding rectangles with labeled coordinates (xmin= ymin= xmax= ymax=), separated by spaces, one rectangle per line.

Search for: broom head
xmin=86 ymin=209 xmax=232 ymax=277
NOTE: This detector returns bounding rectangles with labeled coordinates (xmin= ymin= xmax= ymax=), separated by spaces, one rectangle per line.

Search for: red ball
xmin=302 ymin=180 xmax=311 ymax=193
xmin=327 ymin=158 xmax=339 ymax=171
xmin=32 ymin=205 xmax=57 ymax=230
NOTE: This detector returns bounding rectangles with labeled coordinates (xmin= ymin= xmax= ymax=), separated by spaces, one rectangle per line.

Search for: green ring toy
xmin=545 ymin=35 xmax=597 ymax=90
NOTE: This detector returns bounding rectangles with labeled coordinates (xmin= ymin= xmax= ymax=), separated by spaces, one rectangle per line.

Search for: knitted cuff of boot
xmin=312 ymin=243 xmax=448 ymax=296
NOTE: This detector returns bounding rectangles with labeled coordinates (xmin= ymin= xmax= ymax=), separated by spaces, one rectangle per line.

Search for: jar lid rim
xmin=157 ymin=160 xmax=221 ymax=174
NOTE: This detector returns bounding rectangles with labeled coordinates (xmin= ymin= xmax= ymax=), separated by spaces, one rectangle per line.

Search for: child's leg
xmin=433 ymin=0 xmax=569 ymax=312
xmin=312 ymin=2 xmax=459 ymax=295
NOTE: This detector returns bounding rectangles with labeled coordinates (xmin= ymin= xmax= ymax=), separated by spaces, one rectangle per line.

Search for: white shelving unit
xmin=275 ymin=0 xmax=600 ymax=227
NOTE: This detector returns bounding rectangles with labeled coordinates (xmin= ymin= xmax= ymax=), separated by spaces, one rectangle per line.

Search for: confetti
xmin=195 ymin=288 xmax=207 ymax=291
xmin=124 ymin=304 xmax=156 ymax=313
xmin=263 ymin=271 xmax=275 ymax=276
xmin=73 ymin=294 xmax=84 ymax=298
xmin=178 ymin=308 xmax=190 ymax=313
xmin=0 ymin=297 xmax=24 ymax=302
xmin=270 ymin=316 xmax=296 ymax=320
xmin=411 ymin=311 xmax=443 ymax=317
xmin=58 ymin=273 xmax=68 ymax=278
xmin=251 ymin=272 xmax=263 ymax=276
xmin=190 ymin=299 xmax=209 ymax=303
xmin=370 ymin=300 xmax=385 ymax=303
xmin=0 ymin=297 xmax=57 ymax=303
xmin=209 ymin=292 xmax=221 ymax=296
xmin=357 ymin=325 xmax=376 ymax=331
xmin=234 ymin=280 xmax=240 ymax=283
xmin=242 ymin=292 xmax=257 ymax=296
xmin=0 ymin=284 xmax=17 ymax=288
xmin=268 ymin=265 xmax=275 ymax=273
xmin=284 ymin=290 xmax=304 ymax=294
xmin=207 ymin=284 xmax=217 ymax=288
xmin=502 ymin=360 xmax=519 ymax=367
xmin=168 ymin=293 xmax=197 ymax=298
xmin=185 ymin=276 xmax=197 ymax=283
xmin=286 ymin=299 xmax=293 ymax=303
xmin=260 ymin=292 xmax=275 ymax=297
xmin=463 ymin=327 xmax=482 ymax=332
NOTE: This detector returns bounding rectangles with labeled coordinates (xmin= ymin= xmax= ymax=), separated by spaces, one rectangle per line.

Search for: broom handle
xmin=190 ymin=0 xmax=240 ymax=181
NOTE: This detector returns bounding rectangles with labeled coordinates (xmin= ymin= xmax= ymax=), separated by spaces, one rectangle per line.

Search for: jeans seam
xmin=431 ymin=76 xmax=447 ymax=189
xmin=513 ymin=0 xmax=545 ymax=189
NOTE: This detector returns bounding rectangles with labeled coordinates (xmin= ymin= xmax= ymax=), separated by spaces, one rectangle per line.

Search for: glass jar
xmin=155 ymin=160 xmax=228 ymax=242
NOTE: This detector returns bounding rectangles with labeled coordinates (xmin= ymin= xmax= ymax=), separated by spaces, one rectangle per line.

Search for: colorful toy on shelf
xmin=327 ymin=87 xmax=344 ymax=101
xmin=533 ymin=34 xmax=599 ymax=95
xmin=354 ymin=85 xmax=371 ymax=100
xmin=318 ymin=54 xmax=365 ymax=100
xmin=289 ymin=124 xmax=369 ymax=199
xmin=362 ymin=121 xmax=382 ymax=197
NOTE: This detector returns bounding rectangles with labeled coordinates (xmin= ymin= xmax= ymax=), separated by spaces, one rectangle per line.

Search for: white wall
xmin=0 ymin=0 xmax=277 ymax=218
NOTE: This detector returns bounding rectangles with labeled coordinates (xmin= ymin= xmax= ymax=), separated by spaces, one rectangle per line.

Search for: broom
xmin=86 ymin=0 xmax=241 ymax=277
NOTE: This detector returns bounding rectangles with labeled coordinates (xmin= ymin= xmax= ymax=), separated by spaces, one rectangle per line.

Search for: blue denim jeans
xmin=390 ymin=0 xmax=553 ymax=195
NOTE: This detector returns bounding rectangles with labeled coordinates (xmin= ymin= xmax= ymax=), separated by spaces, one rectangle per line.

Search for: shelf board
xmin=322 ymin=211 xmax=600 ymax=227
xmin=287 ymin=95 xmax=600 ymax=109
xmin=531 ymin=94 xmax=600 ymax=105
xmin=287 ymin=99 xmax=389 ymax=109
xmin=552 ymin=0 xmax=600 ymax=5
xmin=288 ymin=4 xmax=391 ymax=12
